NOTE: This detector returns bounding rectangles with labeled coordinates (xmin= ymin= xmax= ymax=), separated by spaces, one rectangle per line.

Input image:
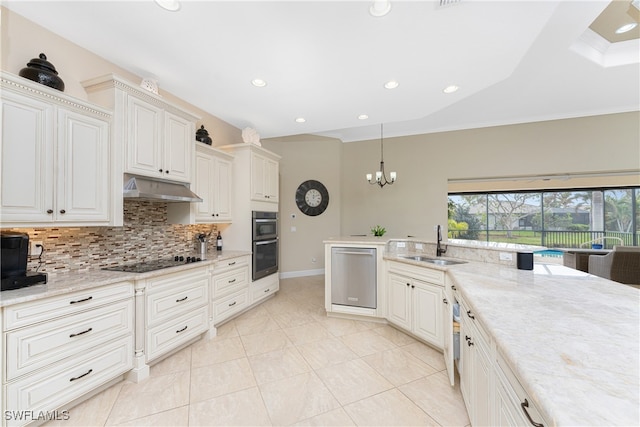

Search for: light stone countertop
xmin=323 ymin=236 xmax=389 ymax=245
xmin=0 ymin=250 xmax=251 ymax=308
xmin=387 ymin=253 xmax=639 ymax=426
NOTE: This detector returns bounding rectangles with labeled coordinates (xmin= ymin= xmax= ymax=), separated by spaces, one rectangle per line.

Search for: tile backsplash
xmin=7 ymin=200 xmax=218 ymax=276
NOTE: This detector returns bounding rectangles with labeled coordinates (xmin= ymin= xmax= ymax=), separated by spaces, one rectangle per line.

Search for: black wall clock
xmin=295 ymin=180 xmax=329 ymax=216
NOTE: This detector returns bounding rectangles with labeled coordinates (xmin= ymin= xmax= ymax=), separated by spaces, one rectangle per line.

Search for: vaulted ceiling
xmin=5 ymin=0 xmax=639 ymax=142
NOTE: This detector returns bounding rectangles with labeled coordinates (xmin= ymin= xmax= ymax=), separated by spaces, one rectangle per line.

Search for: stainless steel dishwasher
xmin=331 ymin=247 xmax=377 ymax=309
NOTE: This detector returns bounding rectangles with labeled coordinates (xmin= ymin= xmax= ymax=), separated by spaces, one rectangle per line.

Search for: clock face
xmin=296 ymin=180 xmax=329 ymax=216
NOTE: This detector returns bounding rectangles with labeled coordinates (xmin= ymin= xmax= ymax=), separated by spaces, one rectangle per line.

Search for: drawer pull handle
xmin=69 ymin=369 xmax=93 ymax=382
xmin=465 ymin=335 xmax=471 ymax=342
xmin=176 ymin=296 xmax=188 ymax=302
xmin=70 ymin=296 xmax=93 ymax=305
xmin=467 ymin=310 xmax=475 ymax=319
xmin=228 ymin=261 xmax=236 ymax=266
xmin=467 ymin=340 xmax=474 ymax=347
xmin=443 ymin=298 xmax=448 ymax=305
xmin=264 ymin=288 xmax=270 ymax=293
xmin=69 ymin=327 xmax=93 ymax=338
xmin=521 ymin=399 xmax=544 ymax=427
xmin=228 ymin=279 xmax=236 ymax=284
xmin=228 ymin=301 xmax=237 ymax=307
xmin=176 ymin=326 xmax=188 ymax=333
xmin=451 ymin=285 xmax=457 ymax=290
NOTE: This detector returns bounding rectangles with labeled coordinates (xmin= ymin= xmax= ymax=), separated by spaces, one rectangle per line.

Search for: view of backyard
xmin=448 ymin=187 xmax=640 ymax=249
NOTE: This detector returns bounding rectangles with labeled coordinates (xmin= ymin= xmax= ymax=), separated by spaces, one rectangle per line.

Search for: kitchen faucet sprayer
xmin=436 ymin=224 xmax=447 ymax=257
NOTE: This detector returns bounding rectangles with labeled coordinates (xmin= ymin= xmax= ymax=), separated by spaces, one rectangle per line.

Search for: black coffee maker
xmin=1 ymin=231 xmax=47 ymax=291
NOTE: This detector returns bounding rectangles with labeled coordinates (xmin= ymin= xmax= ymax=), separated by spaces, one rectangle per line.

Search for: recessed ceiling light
xmin=251 ymin=78 xmax=267 ymax=87
xmin=615 ymin=23 xmax=638 ymax=34
xmin=384 ymin=80 xmax=399 ymax=89
xmin=358 ymin=114 xmax=369 ymax=120
xmin=295 ymin=117 xmax=306 ymax=123
xmin=443 ymin=85 xmax=459 ymax=94
xmin=369 ymin=0 xmax=391 ymax=17
xmin=155 ymin=0 xmax=181 ymax=12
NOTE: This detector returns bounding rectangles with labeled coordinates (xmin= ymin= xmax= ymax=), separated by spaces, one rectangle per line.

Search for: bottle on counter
xmin=216 ymin=232 xmax=222 ymax=251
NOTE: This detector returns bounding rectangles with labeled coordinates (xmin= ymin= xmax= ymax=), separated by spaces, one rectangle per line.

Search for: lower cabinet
xmin=142 ymin=266 xmax=210 ymax=364
xmin=2 ymin=281 xmax=134 ymax=427
xmin=211 ymin=255 xmax=251 ymax=325
xmin=387 ymin=261 xmax=445 ymax=349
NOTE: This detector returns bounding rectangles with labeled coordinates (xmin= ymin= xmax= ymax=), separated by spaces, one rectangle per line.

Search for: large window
xmin=448 ymin=187 xmax=639 ymax=248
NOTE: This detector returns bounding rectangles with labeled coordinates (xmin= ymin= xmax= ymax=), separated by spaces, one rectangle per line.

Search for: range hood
xmin=123 ymin=174 xmax=202 ymax=203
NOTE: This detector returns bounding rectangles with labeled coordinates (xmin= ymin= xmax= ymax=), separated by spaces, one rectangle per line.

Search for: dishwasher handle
xmin=332 ymin=250 xmax=375 ymax=256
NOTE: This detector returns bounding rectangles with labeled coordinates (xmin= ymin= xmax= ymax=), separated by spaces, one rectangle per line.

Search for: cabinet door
xmin=0 ymin=91 xmax=54 ymax=222
xmin=213 ymin=156 xmax=232 ymax=221
xmin=194 ymin=150 xmax=214 ymax=221
xmin=472 ymin=340 xmax=493 ymax=426
xmin=442 ymin=282 xmax=455 ymax=386
xmin=412 ymin=280 xmax=443 ymax=347
xmin=56 ymin=108 xmax=110 ymax=222
xmin=264 ymin=157 xmax=279 ymax=202
xmin=163 ymin=111 xmax=192 ymax=182
xmin=459 ymin=305 xmax=473 ymax=411
xmin=387 ymin=273 xmax=411 ymax=330
xmin=127 ymin=96 xmax=162 ymax=177
xmin=250 ymin=152 xmax=266 ymax=201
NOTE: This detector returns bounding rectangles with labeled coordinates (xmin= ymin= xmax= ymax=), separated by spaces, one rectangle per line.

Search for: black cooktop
xmin=102 ymin=256 xmax=203 ymax=273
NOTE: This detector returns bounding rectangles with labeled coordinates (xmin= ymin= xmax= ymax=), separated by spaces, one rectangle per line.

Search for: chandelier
xmin=366 ymin=124 xmax=396 ymax=188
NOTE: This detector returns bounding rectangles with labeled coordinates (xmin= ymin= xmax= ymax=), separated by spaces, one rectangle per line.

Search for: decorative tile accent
xmin=6 ymin=200 xmax=218 ymax=276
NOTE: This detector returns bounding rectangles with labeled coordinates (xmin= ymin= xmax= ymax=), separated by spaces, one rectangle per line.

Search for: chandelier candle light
xmin=367 ymin=124 xmax=396 ymax=187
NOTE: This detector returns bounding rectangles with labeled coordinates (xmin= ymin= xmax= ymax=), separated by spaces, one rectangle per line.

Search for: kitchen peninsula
xmin=324 ymin=237 xmax=640 ymax=426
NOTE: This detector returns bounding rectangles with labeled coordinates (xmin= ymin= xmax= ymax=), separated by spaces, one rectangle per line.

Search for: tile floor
xmin=45 ymin=275 xmax=470 ymax=426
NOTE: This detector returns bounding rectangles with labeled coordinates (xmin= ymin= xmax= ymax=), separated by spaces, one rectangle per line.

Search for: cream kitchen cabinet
xmin=83 ymin=74 xmax=200 ymax=184
xmin=194 ymin=144 xmax=233 ymax=223
xmin=386 ymin=261 xmax=445 ymax=349
xmin=1 ymin=281 xmax=134 ymax=427
xmin=458 ymin=295 xmax=493 ymax=427
xmin=250 ymin=151 xmax=279 ymax=203
xmin=211 ymin=255 xmax=250 ymax=325
xmin=1 ymin=72 xmax=113 ymax=227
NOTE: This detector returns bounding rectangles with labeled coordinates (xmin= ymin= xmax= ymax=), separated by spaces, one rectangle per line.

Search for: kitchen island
xmin=325 ymin=237 xmax=639 ymax=426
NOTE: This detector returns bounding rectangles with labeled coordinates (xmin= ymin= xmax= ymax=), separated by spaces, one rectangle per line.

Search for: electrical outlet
xmin=291 ymin=226 xmax=297 ymax=232
xmin=499 ymin=252 xmax=513 ymax=261
xmin=30 ymin=241 xmax=43 ymax=257
xmin=397 ymin=242 xmax=406 ymax=248
xmin=415 ymin=243 xmax=423 ymax=250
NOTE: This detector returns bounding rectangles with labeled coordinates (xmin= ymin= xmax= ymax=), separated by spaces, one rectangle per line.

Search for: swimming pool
xmin=533 ymin=249 xmax=564 ymax=258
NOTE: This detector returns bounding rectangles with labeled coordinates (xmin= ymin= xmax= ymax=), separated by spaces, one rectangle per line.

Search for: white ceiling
xmin=5 ymin=0 xmax=640 ymax=142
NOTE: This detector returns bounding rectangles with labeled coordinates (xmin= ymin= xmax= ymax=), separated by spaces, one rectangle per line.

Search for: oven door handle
xmin=255 ymin=239 xmax=278 ymax=246
xmin=254 ymin=219 xmax=276 ymax=223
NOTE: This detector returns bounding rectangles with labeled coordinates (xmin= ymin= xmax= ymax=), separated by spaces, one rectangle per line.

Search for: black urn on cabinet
xmin=196 ymin=125 xmax=212 ymax=145
xmin=19 ymin=53 xmax=65 ymax=92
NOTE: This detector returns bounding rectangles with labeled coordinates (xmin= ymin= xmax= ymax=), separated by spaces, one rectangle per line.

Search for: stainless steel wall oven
xmin=252 ymin=211 xmax=278 ymax=280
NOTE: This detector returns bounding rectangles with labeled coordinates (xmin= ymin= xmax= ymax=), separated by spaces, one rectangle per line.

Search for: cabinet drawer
xmin=144 ymin=266 xmax=208 ymax=293
xmin=213 ymin=256 xmax=250 ymax=275
xmin=496 ymin=352 xmax=549 ymax=427
xmin=212 ymin=267 xmax=248 ymax=298
xmin=213 ymin=289 xmax=249 ymax=324
xmin=4 ymin=336 xmax=132 ymax=427
xmin=5 ymin=299 xmax=133 ymax=381
xmin=146 ymin=305 xmax=208 ymax=362
xmin=3 ymin=282 xmax=133 ymax=330
xmin=251 ymin=276 xmax=279 ymax=302
xmin=387 ymin=261 xmax=445 ymax=284
xmin=146 ymin=279 xmax=208 ymax=326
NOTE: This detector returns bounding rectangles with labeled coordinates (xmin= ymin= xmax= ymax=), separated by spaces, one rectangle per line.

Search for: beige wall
xmin=262 ymin=136 xmax=342 ymax=275
xmin=0 ymin=7 xmax=242 ymax=146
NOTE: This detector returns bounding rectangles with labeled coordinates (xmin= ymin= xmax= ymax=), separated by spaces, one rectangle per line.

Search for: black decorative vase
xmin=196 ymin=125 xmax=212 ymax=145
xmin=19 ymin=53 xmax=65 ymax=92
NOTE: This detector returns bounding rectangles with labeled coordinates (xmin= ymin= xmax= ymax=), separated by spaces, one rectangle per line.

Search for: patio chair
xmin=588 ymin=246 xmax=640 ymax=285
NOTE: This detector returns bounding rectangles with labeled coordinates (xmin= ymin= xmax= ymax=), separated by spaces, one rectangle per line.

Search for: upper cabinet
xmin=194 ymin=144 xmax=233 ymax=223
xmin=83 ymin=74 xmax=200 ymax=184
xmin=0 ymin=72 xmax=114 ymax=227
xmin=251 ymin=151 xmax=279 ymax=203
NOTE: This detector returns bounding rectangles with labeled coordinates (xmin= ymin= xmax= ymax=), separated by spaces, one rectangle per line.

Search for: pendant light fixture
xmin=366 ymin=124 xmax=396 ymax=188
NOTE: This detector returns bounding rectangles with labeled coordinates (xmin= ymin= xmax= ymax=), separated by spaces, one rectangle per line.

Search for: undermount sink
xmin=399 ymin=255 xmax=466 ymax=266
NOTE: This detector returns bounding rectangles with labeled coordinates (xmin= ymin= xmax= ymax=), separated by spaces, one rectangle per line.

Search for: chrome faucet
xmin=436 ymin=225 xmax=447 ymax=257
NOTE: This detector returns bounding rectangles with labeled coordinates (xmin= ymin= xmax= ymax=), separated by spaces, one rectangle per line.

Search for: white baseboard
xmin=280 ymin=269 xmax=324 ymax=279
